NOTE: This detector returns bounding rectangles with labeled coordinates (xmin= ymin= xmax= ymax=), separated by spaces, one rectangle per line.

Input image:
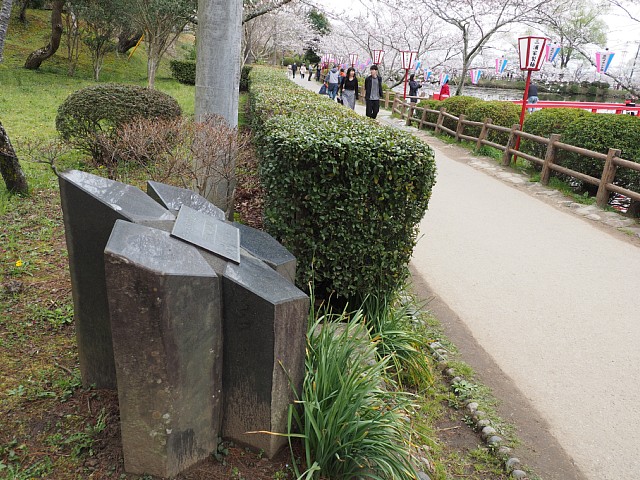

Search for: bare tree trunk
xmin=24 ymin=0 xmax=64 ymax=70
xmin=117 ymin=29 xmax=141 ymax=54
xmin=146 ymin=40 xmax=159 ymax=89
xmin=0 ymin=0 xmax=14 ymax=63
xmin=0 ymin=122 xmax=29 ymax=195
xmin=19 ymin=0 xmax=28 ymax=23
xmin=195 ymin=0 xmax=242 ymax=218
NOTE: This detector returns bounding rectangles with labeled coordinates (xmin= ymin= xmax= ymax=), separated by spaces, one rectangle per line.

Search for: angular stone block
xmin=58 ymin=170 xmax=174 ymax=388
xmin=234 ymin=222 xmax=297 ymax=284
xmin=221 ymin=253 xmax=309 ymax=458
xmin=105 ymin=221 xmax=222 ymax=478
xmin=171 ymin=205 xmax=240 ymax=263
xmin=147 ymin=180 xmax=224 ymax=219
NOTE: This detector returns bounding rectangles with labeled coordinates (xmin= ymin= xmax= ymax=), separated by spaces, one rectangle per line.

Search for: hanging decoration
xmin=469 ymin=69 xmax=483 ymax=84
xmin=439 ymin=72 xmax=449 ymax=85
xmin=495 ymin=57 xmax=508 ymax=74
xmin=546 ymin=44 xmax=561 ymax=63
xmin=595 ymin=50 xmax=615 ymax=74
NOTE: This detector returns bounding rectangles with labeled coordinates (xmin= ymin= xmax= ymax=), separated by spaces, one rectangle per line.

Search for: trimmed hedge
xmin=561 ymin=114 xmax=640 ymax=191
xmin=169 ymin=59 xmax=196 ymax=85
xmin=440 ymin=96 xmax=482 ymax=131
xmin=465 ymin=101 xmax=521 ymax=145
xmin=249 ymin=67 xmax=436 ymax=302
xmin=521 ymin=108 xmax=590 ymax=162
xmin=56 ymin=83 xmax=182 ymax=162
xmin=240 ymin=65 xmax=252 ymax=92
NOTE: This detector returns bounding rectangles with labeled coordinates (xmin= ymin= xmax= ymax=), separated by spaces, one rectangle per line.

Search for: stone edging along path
xmin=426 ymin=341 xmax=530 ymax=479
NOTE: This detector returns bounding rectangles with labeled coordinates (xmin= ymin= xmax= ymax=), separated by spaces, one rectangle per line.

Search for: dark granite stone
xmin=147 ymin=180 xmax=224 ymax=219
xmin=171 ymin=205 xmax=240 ymax=263
xmin=58 ymin=170 xmax=174 ymax=388
xmin=104 ymin=221 xmax=222 ymax=478
xmin=233 ymin=222 xmax=296 ymax=284
xmin=221 ymin=252 xmax=308 ymax=458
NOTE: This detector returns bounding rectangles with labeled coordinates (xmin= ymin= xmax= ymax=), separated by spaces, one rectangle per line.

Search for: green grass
xmin=0 ymin=9 xmax=195 ymax=146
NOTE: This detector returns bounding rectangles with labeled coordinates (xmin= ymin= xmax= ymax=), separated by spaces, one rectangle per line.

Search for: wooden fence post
xmin=392 ymin=97 xmax=398 ymax=116
xmin=385 ymin=92 xmax=392 ymax=109
xmin=435 ymin=107 xmax=446 ymax=134
xmin=596 ymin=148 xmax=621 ymax=208
xmin=502 ymin=124 xmax=521 ymax=166
xmin=455 ymin=114 xmax=466 ymax=142
xmin=540 ymin=133 xmax=561 ymax=185
xmin=406 ymin=103 xmax=415 ymax=126
xmin=476 ymin=118 xmax=492 ymax=150
xmin=419 ymin=107 xmax=428 ymax=129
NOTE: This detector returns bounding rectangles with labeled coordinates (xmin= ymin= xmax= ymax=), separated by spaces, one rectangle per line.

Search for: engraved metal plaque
xmin=171 ymin=205 xmax=240 ymax=263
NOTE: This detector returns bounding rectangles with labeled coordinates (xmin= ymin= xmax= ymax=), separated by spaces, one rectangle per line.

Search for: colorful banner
xmin=414 ymin=59 xmax=422 ymax=71
xmin=595 ymin=51 xmax=615 ymax=73
xmin=439 ymin=72 xmax=449 ymax=85
xmin=423 ymin=69 xmax=432 ymax=81
xmin=495 ymin=58 xmax=508 ymax=74
xmin=469 ymin=69 xmax=483 ymax=85
xmin=546 ymin=44 xmax=561 ymax=63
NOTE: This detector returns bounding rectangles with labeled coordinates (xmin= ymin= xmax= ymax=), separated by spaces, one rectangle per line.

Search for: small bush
xmin=465 ymin=101 xmax=521 ymax=145
xmin=55 ymin=83 xmax=181 ymax=162
xmin=169 ymin=59 xmax=196 ymax=85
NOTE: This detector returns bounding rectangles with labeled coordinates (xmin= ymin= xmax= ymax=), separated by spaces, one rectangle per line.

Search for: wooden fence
xmin=391 ymin=97 xmax=640 ymax=209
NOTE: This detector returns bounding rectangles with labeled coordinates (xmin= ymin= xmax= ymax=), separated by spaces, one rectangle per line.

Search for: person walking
xmin=292 ymin=62 xmax=297 ymax=78
xmin=339 ymin=67 xmax=359 ymax=109
xmin=365 ymin=64 xmax=383 ymax=119
xmin=326 ymin=64 xmax=340 ymax=100
xmin=408 ymin=73 xmax=422 ymax=103
xmin=315 ymin=64 xmax=321 ymax=81
xmin=527 ymin=82 xmax=539 ymax=113
xmin=439 ymin=79 xmax=450 ymax=99
xmin=300 ymin=64 xmax=307 ymax=79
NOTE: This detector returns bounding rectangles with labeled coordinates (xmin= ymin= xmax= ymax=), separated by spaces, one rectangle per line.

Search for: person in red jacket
xmin=439 ymin=79 xmax=450 ymax=99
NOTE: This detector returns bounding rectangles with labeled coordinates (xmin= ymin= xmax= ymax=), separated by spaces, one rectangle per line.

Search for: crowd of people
xmin=288 ymin=60 xmax=455 ymax=119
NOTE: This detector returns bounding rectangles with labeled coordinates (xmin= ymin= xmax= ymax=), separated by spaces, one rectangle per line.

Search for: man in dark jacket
xmin=364 ymin=65 xmax=384 ymax=119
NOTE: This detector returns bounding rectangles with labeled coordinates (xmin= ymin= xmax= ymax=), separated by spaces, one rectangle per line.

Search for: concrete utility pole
xmin=196 ymin=0 xmax=242 ymax=128
xmin=195 ymin=0 xmax=243 ymax=216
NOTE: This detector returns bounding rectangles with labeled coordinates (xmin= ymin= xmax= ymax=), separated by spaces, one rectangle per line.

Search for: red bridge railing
xmin=512 ymin=100 xmax=640 ymax=114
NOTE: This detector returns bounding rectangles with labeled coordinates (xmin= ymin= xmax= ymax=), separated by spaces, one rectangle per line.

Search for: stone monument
xmin=58 ymin=170 xmax=309 ymax=477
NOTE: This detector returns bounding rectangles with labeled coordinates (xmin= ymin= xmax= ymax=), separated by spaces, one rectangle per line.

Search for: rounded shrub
xmin=56 ymin=83 xmax=182 ymax=162
xmin=561 ymin=114 xmax=640 ymax=192
xmin=521 ymin=108 xmax=590 ymax=165
xmin=169 ymin=59 xmax=196 ymax=85
xmin=465 ymin=100 xmax=521 ymax=146
xmin=440 ymin=95 xmax=482 ymax=131
xmin=240 ymin=65 xmax=252 ymax=92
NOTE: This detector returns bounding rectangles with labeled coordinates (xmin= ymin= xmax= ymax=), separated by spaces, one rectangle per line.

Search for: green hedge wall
xmin=169 ymin=59 xmax=196 ymax=85
xmin=249 ymin=67 xmax=436 ymax=302
xmin=561 ymin=114 xmax=640 ymax=191
xmin=521 ymin=108 xmax=590 ymax=164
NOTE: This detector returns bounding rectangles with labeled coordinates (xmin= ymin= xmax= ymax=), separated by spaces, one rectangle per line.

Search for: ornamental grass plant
xmin=289 ymin=300 xmax=422 ymax=480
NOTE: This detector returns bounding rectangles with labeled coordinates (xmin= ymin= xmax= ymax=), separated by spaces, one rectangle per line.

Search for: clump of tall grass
xmin=361 ymin=293 xmax=434 ymax=390
xmin=289 ymin=303 xmax=421 ymax=479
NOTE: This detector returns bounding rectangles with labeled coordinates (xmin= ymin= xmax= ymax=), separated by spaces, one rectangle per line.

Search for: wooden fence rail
xmin=392 ymin=97 xmax=640 ymax=210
